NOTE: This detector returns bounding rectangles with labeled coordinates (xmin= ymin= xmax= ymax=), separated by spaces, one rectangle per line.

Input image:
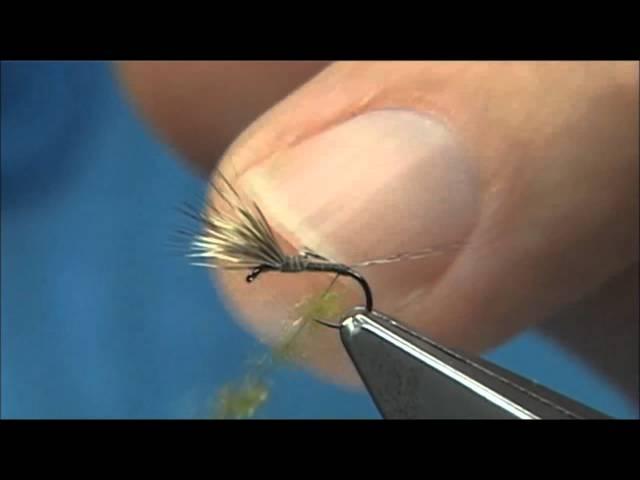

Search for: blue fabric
xmin=1 ymin=61 xmax=636 ymax=419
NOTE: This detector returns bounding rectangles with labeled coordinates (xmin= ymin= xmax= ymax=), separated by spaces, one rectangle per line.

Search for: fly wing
xmin=187 ymin=171 xmax=287 ymax=269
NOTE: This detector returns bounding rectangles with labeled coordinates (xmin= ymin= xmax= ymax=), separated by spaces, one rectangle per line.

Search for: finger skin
xmin=114 ymin=61 xmax=329 ymax=175
xmin=214 ymin=61 xmax=639 ymax=386
xmin=119 ymin=61 xmax=639 ymax=391
xmin=538 ymin=264 xmax=638 ymax=406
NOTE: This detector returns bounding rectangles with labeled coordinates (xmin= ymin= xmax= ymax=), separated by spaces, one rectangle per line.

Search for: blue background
xmin=1 ymin=61 xmax=636 ymax=419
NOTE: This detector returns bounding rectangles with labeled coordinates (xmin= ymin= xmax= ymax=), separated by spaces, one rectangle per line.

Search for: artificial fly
xmin=180 ymin=169 xmax=462 ymax=328
xmin=178 ymin=168 xmax=463 ymax=418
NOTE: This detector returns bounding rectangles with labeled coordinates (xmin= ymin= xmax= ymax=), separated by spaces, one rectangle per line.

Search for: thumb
xmin=210 ymin=62 xmax=638 ymax=387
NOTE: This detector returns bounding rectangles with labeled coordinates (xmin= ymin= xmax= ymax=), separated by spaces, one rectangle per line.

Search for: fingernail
xmin=240 ymin=109 xmax=479 ymax=270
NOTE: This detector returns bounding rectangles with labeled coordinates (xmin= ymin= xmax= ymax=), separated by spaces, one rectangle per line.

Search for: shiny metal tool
xmin=337 ymin=307 xmax=610 ymax=419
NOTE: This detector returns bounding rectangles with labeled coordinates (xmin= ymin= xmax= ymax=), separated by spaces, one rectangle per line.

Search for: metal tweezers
xmin=337 ymin=307 xmax=610 ymax=419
